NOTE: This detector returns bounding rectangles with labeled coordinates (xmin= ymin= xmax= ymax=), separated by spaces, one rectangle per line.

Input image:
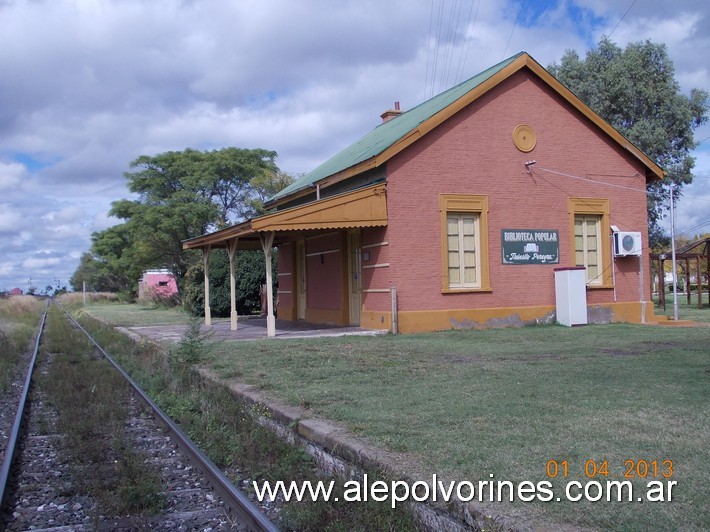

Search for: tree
xmin=69 ymin=251 xmax=132 ymax=293
xmin=248 ymin=170 xmax=297 ymax=214
xmin=549 ymin=38 xmax=708 ymax=246
xmin=182 ymin=249 xmax=277 ymax=317
xmin=88 ymin=147 xmax=283 ymax=294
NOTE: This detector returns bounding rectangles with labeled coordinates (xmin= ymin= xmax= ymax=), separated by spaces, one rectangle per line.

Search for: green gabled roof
xmin=269 ymin=52 xmax=526 ymax=203
xmin=269 ymin=50 xmax=664 ymax=205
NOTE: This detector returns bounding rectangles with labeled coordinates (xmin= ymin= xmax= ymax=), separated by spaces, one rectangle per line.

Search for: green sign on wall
xmin=501 ymin=229 xmax=559 ymax=265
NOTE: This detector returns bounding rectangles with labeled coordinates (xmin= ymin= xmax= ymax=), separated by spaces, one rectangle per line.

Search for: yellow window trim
xmin=440 ymin=194 xmax=491 ymax=293
xmin=568 ymin=198 xmax=612 ymax=289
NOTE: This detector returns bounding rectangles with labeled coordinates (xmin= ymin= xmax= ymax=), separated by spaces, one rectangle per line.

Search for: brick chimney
xmin=380 ymin=101 xmax=402 ymax=123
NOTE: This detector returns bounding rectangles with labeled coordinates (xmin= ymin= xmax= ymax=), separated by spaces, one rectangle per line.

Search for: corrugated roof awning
xmin=182 ymin=183 xmax=387 ymax=250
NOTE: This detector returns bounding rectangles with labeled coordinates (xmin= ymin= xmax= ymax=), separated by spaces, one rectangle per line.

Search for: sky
xmin=1 ymin=0 xmax=708 ymax=293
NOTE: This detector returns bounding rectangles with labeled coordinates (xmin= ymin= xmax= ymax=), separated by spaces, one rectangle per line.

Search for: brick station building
xmin=184 ymin=52 xmax=663 ymax=335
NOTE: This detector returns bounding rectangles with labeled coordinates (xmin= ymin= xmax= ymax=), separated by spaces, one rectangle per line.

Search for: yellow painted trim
xmin=305 ymin=308 xmax=347 ymax=326
xmin=278 ymin=306 xmax=296 ymax=321
xmin=605 ymin=301 xmax=653 ymax=323
xmin=568 ymin=198 xmax=612 ymax=288
xmin=341 ymin=231 xmax=352 ymax=326
xmin=395 ymin=301 xmax=656 ymax=333
xmin=252 ymin=183 xmax=387 ymax=232
xmin=287 ymin=302 xmax=656 ymax=332
xmin=441 ymin=288 xmax=494 ymax=294
xmin=398 ymin=305 xmax=556 ymax=333
xmin=295 ymin=240 xmax=305 ymax=320
xmin=362 ymin=240 xmax=388 ymax=249
xmin=439 ymin=194 xmax=491 ymax=292
xmin=182 ymin=219 xmax=254 ymax=249
xmin=512 ymin=123 xmax=537 ymax=152
xmin=305 ymin=249 xmax=340 ymax=257
xmin=184 ymin=183 xmax=387 ymax=250
xmin=360 ymin=309 xmax=392 ymax=331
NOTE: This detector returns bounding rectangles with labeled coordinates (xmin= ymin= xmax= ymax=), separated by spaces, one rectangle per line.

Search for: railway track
xmin=0 ymin=301 xmax=277 ymax=531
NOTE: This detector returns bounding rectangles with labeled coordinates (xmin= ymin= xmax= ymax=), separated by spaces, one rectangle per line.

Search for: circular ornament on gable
xmin=513 ymin=124 xmax=536 ymax=152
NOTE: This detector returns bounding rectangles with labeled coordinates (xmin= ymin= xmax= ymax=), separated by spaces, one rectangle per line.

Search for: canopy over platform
xmin=182 ymin=183 xmax=388 ymax=336
xmin=183 ymin=183 xmax=387 ymax=251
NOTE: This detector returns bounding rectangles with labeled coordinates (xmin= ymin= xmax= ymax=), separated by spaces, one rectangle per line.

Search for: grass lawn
xmin=80 ymin=300 xmax=709 ymax=529
xmin=75 ymin=302 xmax=202 ymax=327
xmin=207 ymin=322 xmax=709 ymax=530
xmin=653 ymin=292 xmax=710 ymax=323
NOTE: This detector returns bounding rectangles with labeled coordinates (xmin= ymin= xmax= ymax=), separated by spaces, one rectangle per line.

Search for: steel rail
xmin=58 ymin=303 xmax=277 ymax=532
xmin=0 ymin=301 xmax=49 ymax=511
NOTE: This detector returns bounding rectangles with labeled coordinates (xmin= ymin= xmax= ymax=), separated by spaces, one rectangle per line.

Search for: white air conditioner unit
xmin=613 ymin=231 xmax=642 ymax=257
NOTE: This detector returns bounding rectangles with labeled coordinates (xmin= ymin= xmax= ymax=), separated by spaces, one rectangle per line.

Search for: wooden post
xmin=260 ymin=232 xmax=276 ymax=338
xmin=658 ymin=257 xmax=665 ymax=310
xmin=697 ymin=256 xmax=703 ymax=309
xmin=649 ymin=257 xmax=655 ymax=309
xmin=685 ymin=258 xmax=691 ymax=305
xmin=203 ymin=246 xmax=211 ymax=327
xmin=639 ymin=254 xmax=645 ymax=323
xmin=227 ymin=238 xmax=239 ymax=331
xmin=390 ymin=286 xmax=398 ymax=335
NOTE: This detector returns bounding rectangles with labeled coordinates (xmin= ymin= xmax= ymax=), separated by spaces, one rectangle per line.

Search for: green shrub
xmin=183 ymin=249 xmax=276 ymax=317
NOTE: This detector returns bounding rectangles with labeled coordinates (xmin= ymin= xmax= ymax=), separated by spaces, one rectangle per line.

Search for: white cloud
xmin=13 ymin=231 xmax=32 ymax=246
xmin=22 ymin=256 xmax=62 ymax=269
xmin=0 ymin=204 xmax=23 ymax=234
xmin=0 ymin=263 xmax=13 ymax=278
xmin=0 ymin=0 xmax=708 ymax=289
xmin=42 ymin=205 xmax=85 ymax=224
xmin=0 ymin=161 xmax=26 ymax=189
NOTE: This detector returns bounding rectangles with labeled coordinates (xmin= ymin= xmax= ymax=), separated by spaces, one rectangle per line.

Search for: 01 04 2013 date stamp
xmin=545 ymin=459 xmax=677 ymax=502
xmin=546 ymin=459 xmax=674 ymax=479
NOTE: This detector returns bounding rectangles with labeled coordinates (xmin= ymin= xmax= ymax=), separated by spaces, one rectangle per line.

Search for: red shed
xmin=138 ymin=270 xmax=179 ymax=301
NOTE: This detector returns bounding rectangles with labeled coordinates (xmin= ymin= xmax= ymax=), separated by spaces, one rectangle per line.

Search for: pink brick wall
xmin=382 ymin=70 xmax=650 ymax=312
xmin=305 ymin=233 xmax=343 ymax=310
xmin=360 ymin=227 xmax=391 ymax=311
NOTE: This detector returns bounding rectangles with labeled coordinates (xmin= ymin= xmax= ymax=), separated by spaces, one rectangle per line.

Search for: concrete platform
xmin=121 ymin=317 xmax=387 ymax=344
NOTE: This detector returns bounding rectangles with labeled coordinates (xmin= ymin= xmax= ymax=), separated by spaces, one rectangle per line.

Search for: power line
xmin=440 ymin=0 xmax=462 ymax=91
xmin=607 ymin=0 xmax=637 ymax=39
xmin=428 ymin=0 xmax=443 ymax=97
xmin=675 ymin=218 xmax=710 ymax=238
xmin=424 ymin=0 xmax=436 ymax=100
xmin=455 ymin=0 xmax=478 ymax=85
xmin=502 ymin=0 xmax=526 ymax=59
xmin=532 ymin=169 xmax=643 ymax=231
xmin=536 ymin=166 xmax=648 ymax=194
xmin=425 ymin=0 xmax=482 ymax=97
xmin=534 ymin=165 xmax=708 ymax=239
